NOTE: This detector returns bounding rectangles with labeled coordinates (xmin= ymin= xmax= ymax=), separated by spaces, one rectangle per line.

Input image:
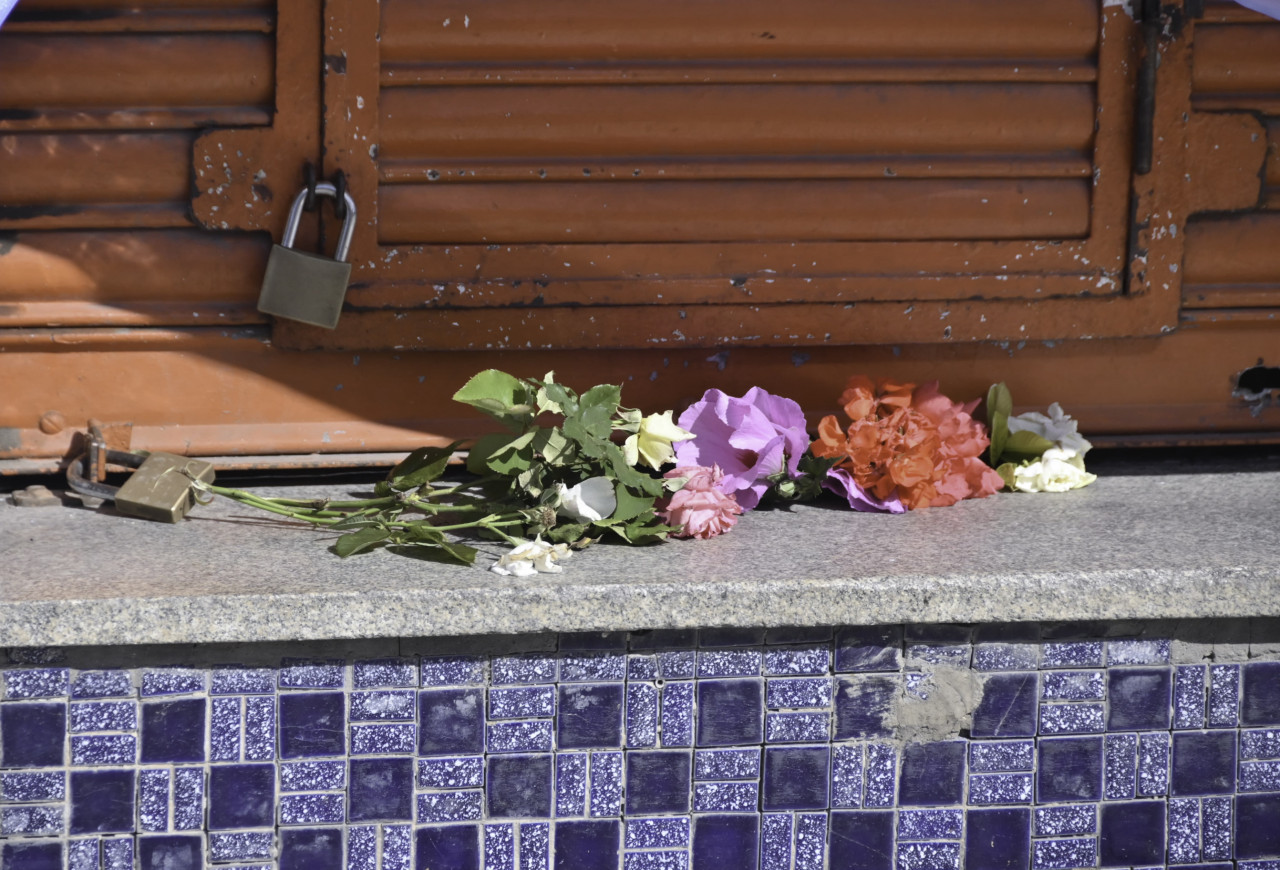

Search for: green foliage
xmin=984 ymin=381 xmax=1056 ymax=488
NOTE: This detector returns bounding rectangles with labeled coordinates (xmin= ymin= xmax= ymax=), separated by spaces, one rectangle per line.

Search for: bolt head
xmin=38 ymin=411 xmax=66 ymax=435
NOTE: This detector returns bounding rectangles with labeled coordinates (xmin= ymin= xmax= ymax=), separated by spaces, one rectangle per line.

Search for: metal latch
xmin=66 ymin=427 xmax=215 ymax=523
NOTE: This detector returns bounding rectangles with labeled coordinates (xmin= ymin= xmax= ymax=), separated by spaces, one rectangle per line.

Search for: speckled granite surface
xmin=1 ymin=472 xmax=1277 ymax=647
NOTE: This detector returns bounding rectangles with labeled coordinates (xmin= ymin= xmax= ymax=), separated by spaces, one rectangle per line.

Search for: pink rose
xmin=659 ymin=465 xmax=743 ymax=540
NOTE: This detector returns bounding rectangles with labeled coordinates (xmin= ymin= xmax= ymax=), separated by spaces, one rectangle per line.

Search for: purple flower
xmin=674 ymin=387 xmax=809 ymax=510
xmin=823 ymin=467 xmax=905 ymax=514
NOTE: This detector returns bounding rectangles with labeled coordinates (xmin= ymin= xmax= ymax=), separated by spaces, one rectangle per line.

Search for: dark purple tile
xmin=562 ymin=630 xmax=628 ymax=650
xmin=349 ymin=757 xmax=413 ymax=821
xmin=282 ymin=827 xmax=343 ymax=870
xmin=141 ymin=698 xmax=205 ymax=763
xmin=1037 ymin=737 xmax=1103 ymax=804
xmin=0 ymin=703 xmax=65 ymax=767
xmin=834 ymin=675 xmax=897 ymax=739
xmin=1171 ymin=731 xmax=1236 ymax=795
xmin=1107 ymin=669 xmax=1171 ymax=732
xmin=139 ymin=837 xmax=201 ymax=870
xmin=69 ymin=770 xmax=134 ymax=833
xmin=692 ymin=814 xmax=758 ymax=870
xmin=209 ymin=763 xmax=275 ymax=829
xmin=625 ymin=750 xmax=691 ymax=814
xmin=829 ymin=811 xmax=893 ymax=870
xmin=629 ymin=628 xmax=698 ymax=650
xmin=1 ymin=842 xmax=61 ymax=870
xmin=696 ymin=680 xmax=762 ymax=747
xmin=899 ymin=741 xmax=965 ymax=806
xmin=279 ymin=691 xmax=345 ymax=758
xmin=700 ymin=627 xmax=765 ymax=647
xmin=555 ymin=820 xmax=619 ymax=870
xmin=766 ymin=625 xmax=832 ymax=644
xmin=557 ymin=684 xmax=623 ymax=749
xmin=1243 ymin=662 xmax=1280 ymax=726
xmin=835 ymin=626 xmax=902 ymax=672
xmin=972 ymin=673 xmax=1037 ymax=738
xmin=487 ymin=754 xmax=553 ymax=818
xmin=1099 ymin=801 xmax=1165 ymax=867
xmin=416 ymin=688 xmax=482 ymax=756
xmin=763 ymin=746 xmax=829 ymax=810
xmin=1237 ymin=794 xmax=1280 ymax=859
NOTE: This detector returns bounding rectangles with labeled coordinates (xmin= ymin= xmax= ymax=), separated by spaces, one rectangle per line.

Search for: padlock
xmin=67 ymin=439 xmax=216 ymax=523
xmin=256 ymin=180 xmax=358 ymax=329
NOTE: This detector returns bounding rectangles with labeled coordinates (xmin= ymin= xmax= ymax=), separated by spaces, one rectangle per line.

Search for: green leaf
xmin=577 ymin=384 xmax=621 ymax=438
xmin=986 ymin=382 xmax=1013 ymax=423
xmin=602 ymin=442 xmax=665 ymax=496
xmin=467 ymin=432 xmax=516 ymax=475
xmin=989 ymin=410 xmax=1009 ymax=466
xmin=996 ymin=462 xmax=1020 ymax=491
xmin=329 ymin=516 xmax=384 ymax=531
xmin=453 ymin=369 xmax=536 ymax=429
xmin=597 ymin=483 xmax=655 ymax=526
xmin=531 ymin=427 xmax=574 ymax=465
xmin=388 ymin=442 xmax=460 ymax=491
xmin=387 ymin=541 xmax=478 ymax=566
xmin=561 ymin=416 xmax=607 ymax=459
xmin=399 ymin=523 xmax=445 ymax=544
xmin=545 ymin=522 xmax=588 ymax=544
xmin=539 ymin=380 xmax=579 ymax=417
xmin=1002 ymin=429 xmax=1056 ymax=462
xmin=486 ymin=430 xmax=537 ymax=475
xmin=332 ymin=526 xmax=391 ymax=557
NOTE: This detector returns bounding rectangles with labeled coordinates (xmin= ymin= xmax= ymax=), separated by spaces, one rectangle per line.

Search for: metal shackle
xmin=281 ymin=181 xmax=358 ymax=263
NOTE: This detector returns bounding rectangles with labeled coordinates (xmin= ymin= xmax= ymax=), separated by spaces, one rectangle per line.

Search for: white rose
xmin=1007 ymin=402 xmax=1092 ymax=456
xmin=490 ymin=537 xmax=573 ymax=576
xmin=1012 ymin=447 xmax=1097 ymax=493
xmin=553 ymin=476 xmax=617 ymax=523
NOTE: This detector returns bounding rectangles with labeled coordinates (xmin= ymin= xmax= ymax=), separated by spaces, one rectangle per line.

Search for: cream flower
xmin=1012 ymin=447 xmax=1097 ymax=493
xmin=1007 ymin=402 xmax=1092 ymax=456
xmin=623 ymin=411 xmax=695 ymax=470
xmin=490 ymin=537 xmax=573 ymax=576
xmin=553 ymin=477 xmax=617 ymax=523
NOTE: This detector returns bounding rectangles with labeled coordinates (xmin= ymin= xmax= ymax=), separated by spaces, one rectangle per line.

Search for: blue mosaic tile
xmin=3 ymin=669 xmax=69 ymax=699
xmin=625 ymin=750 xmax=690 ymax=814
xmin=897 ymin=808 xmax=963 ymax=840
xmin=627 ymin=654 xmax=658 ymax=681
xmin=349 ymin=757 xmax=413 ymax=821
xmin=1 ymin=841 xmax=62 ymax=870
xmin=555 ymin=753 xmax=587 ymax=816
xmin=660 ymin=681 xmax=694 ymax=748
xmin=279 ymin=658 xmax=345 ymax=689
xmin=971 ymin=740 xmax=1035 ymax=772
xmin=692 ymin=814 xmax=757 ymax=868
xmin=417 ymin=790 xmax=485 ymax=822
xmin=280 ymin=692 xmax=345 ymax=758
xmin=141 ymin=668 xmax=204 ymax=696
xmin=353 ymin=658 xmax=417 ymax=688
xmin=210 ymin=696 xmax=241 ymax=761
xmin=864 ymin=743 xmax=897 ymax=808
xmin=487 ymin=721 xmax=554 ymax=753
xmin=1041 ymin=642 xmax=1103 ymax=669
xmin=1242 ymin=662 xmax=1280 ymax=726
xmin=763 ymin=746 xmax=829 ymax=810
xmin=795 ymin=813 xmax=826 ymax=870
xmin=101 ymin=838 xmax=132 ymax=870
xmin=1241 ymin=759 xmax=1280 ymax=790
xmin=1039 ymin=703 xmax=1105 ymax=735
xmin=68 ymin=838 xmax=98 ymax=870
xmin=1033 ymin=808 xmax=1094 ymax=844
xmin=834 ymin=675 xmax=898 ymax=739
xmin=1136 ymin=731 xmax=1169 ymax=796
xmin=486 ymin=754 xmax=552 ymax=818
xmin=210 ymin=831 xmax=274 ymax=861
xmin=556 ymin=819 xmax=619 ymax=870
xmin=173 ymin=767 xmax=203 ymax=830
xmin=767 ymin=677 xmax=832 ymax=708
xmin=486 ymin=823 xmax=516 ymax=870
xmin=974 ymin=643 xmax=1039 ymax=671
xmin=761 ymin=812 xmax=792 ymax=870
xmin=1099 ymin=800 xmax=1166 ymax=866
xmin=834 ymin=626 xmax=902 ymax=673
xmin=1038 ymin=737 xmax=1102 ymax=804
xmin=72 ymin=670 xmax=132 ymax=699
xmin=1031 ymin=836 xmax=1096 ymax=870
xmin=899 ymin=741 xmax=964 ymax=807
xmin=969 ymin=773 xmax=1034 ymax=805
xmin=209 ymin=764 xmax=273 ymax=829
xmin=520 ymin=822 xmax=550 ymax=870
xmin=424 ymin=655 xmax=488 ymax=686
xmin=763 ymin=645 xmax=831 ymax=676
xmin=657 ymin=650 xmax=697 ymax=680
xmin=906 ymin=643 xmax=970 ymax=668
xmin=1242 ymin=728 xmax=1280 ymax=759
xmin=694 ymin=781 xmax=758 ymax=812
xmin=696 ymin=679 xmax=762 ymax=746
xmin=829 ymin=810 xmax=893 ymax=870
xmin=1238 ymin=793 xmax=1280 ymax=859
xmin=589 ymin=751 xmax=623 ymax=817
xmin=419 ymin=755 xmax=485 ymax=789
xmin=348 ymin=825 xmax=377 ymax=870
xmin=1104 ymin=733 xmax=1137 ymax=800
xmin=695 ymin=747 xmax=759 ymax=781
xmin=350 ymin=689 xmax=415 ymax=720
xmin=1107 ymin=639 xmax=1171 ymax=665
xmin=0 ymin=772 xmax=64 ymax=803
xmin=1172 ymin=731 xmax=1236 ymax=795
xmin=625 ymin=683 xmax=658 ymax=748
xmin=140 ymin=836 xmax=202 ymax=870
xmin=281 ymin=828 xmax=343 ymax=870
xmin=0 ymin=804 xmax=62 ymax=835
xmin=831 ymin=744 xmax=864 ymax=808
xmin=243 ymin=696 xmax=275 ymax=760
xmin=1167 ymin=797 xmax=1200 ymax=863
xmin=1042 ymin=671 xmax=1105 ymax=701
xmin=896 ymin=842 xmax=961 ymax=870
xmin=1202 ymin=796 xmax=1232 ymax=860
xmin=623 ymin=850 xmax=689 ymax=870
xmin=383 ymin=823 xmax=411 ymax=870
xmin=767 ymin=712 xmax=829 ymax=743
xmin=1209 ymin=664 xmax=1241 ymax=727
xmin=972 ymin=673 xmax=1037 ymax=738
xmin=560 ymin=654 xmax=626 ymax=683
xmin=487 ymin=686 xmax=556 ymax=720
xmin=71 ymin=734 xmax=136 ymax=765
xmin=966 ymin=808 xmax=1032 ymax=870
xmin=626 ymin=816 xmax=690 ymax=849
xmin=1175 ymin=665 xmax=1207 ymax=730
xmin=1 ymin=703 xmax=65 ymax=767
xmin=141 ymin=698 xmax=205 ymax=762
xmin=419 ymin=688 xmax=484 ymax=755
xmin=697 ymin=649 xmax=762 ymax=678
xmin=138 ymin=768 xmax=168 ymax=830
xmin=211 ymin=666 xmax=274 ymax=694
xmin=351 ymin=723 xmax=416 ymax=754
xmin=280 ymin=759 xmax=345 ymax=791
xmin=69 ymin=770 xmax=134 ymax=834
xmin=558 ymin=684 xmax=623 ymax=749
xmin=1107 ymin=668 xmax=1172 ymax=732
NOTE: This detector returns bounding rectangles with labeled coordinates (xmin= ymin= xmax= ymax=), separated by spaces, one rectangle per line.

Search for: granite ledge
xmin=1 ymin=470 xmax=1278 ymax=647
